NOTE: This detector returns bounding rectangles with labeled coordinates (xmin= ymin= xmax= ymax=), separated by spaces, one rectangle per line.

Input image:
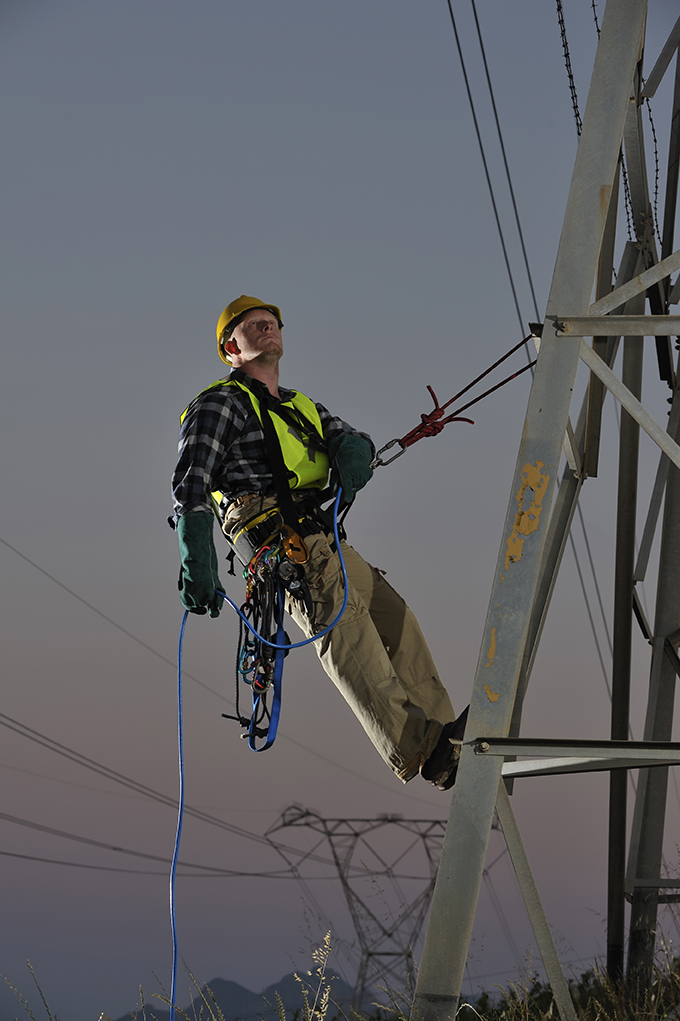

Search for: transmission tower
xmin=267 ymin=806 xmax=445 ymax=1005
xmin=409 ymin=2 xmax=680 ymax=1018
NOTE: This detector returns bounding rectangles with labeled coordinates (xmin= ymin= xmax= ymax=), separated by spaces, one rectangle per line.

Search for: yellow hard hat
xmin=216 ymin=295 xmax=284 ymax=364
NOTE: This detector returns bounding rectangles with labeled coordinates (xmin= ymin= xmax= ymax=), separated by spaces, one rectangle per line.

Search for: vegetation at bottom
xmin=7 ymin=940 xmax=680 ymax=1021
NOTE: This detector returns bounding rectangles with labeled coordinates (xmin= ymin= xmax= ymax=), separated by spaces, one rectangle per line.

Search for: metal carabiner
xmin=370 ymin=438 xmax=407 ymax=469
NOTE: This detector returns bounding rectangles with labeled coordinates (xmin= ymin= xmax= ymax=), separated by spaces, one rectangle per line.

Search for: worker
xmin=172 ymin=295 xmax=466 ymax=789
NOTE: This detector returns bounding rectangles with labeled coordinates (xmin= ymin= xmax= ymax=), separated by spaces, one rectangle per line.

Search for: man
xmin=172 ymin=295 xmax=466 ymax=789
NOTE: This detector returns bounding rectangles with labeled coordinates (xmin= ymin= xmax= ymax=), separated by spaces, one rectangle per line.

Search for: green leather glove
xmin=328 ymin=433 xmax=374 ymax=504
xmin=177 ymin=511 xmax=224 ymax=618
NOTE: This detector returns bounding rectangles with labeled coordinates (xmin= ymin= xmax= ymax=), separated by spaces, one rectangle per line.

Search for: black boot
xmin=421 ymin=705 xmax=469 ymax=790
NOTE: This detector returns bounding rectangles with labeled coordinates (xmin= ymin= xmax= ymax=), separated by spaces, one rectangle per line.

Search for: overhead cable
xmin=0 ymin=712 xmax=339 ymax=869
xmin=0 ymin=848 xmax=200 ymax=876
xmin=445 ymin=0 xmax=526 ymax=336
xmin=468 ymin=0 xmax=540 ymax=323
xmin=0 ymin=809 xmax=273 ymax=875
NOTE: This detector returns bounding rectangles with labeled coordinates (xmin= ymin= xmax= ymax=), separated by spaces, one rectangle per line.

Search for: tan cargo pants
xmin=223 ymin=494 xmax=455 ymax=782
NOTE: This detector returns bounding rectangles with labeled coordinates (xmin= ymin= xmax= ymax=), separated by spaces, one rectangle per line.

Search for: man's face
xmin=229 ymin=307 xmax=283 ymax=365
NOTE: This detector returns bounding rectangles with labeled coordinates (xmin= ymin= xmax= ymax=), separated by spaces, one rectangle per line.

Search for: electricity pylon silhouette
xmin=268 ymin=806 xmax=445 ymax=1006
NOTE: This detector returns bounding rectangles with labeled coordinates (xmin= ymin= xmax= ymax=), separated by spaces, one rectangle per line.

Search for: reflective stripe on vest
xmin=180 ymin=378 xmax=330 ymax=508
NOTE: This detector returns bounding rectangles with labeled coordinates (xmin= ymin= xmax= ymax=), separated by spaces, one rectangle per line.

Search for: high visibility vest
xmin=181 ymin=378 xmax=330 ymax=509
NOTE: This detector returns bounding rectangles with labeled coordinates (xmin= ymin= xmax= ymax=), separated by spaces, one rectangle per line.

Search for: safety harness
xmin=181 ymin=371 xmax=340 ymax=750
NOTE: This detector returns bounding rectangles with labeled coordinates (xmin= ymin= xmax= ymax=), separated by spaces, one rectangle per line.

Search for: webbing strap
xmin=258 ymin=396 xmax=304 ymax=532
xmin=229 ymin=369 xmax=327 ymax=452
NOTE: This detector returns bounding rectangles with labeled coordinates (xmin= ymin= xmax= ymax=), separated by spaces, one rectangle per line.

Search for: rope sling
xmin=372 ymin=334 xmax=536 ymax=467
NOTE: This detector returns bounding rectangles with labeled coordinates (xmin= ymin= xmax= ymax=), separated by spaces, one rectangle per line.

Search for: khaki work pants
xmin=223 ymin=495 xmax=455 ymax=782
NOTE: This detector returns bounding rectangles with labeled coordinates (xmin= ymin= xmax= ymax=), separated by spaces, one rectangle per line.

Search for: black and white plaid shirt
xmin=172 ymin=369 xmax=373 ymax=518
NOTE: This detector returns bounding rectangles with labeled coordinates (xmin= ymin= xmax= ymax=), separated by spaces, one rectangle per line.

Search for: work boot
xmin=421 ymin=706 xmax=469 ymax=790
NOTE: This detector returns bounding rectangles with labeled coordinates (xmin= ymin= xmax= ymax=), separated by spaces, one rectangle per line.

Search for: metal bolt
xmin=479 ymin=741 xmax=490 ymax=753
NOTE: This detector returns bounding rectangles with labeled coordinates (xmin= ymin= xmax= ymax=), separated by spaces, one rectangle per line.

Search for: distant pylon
xmin=267 ymin=805 xmax=445 ymax=1005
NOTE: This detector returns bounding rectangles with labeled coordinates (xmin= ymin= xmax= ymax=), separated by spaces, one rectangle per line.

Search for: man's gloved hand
xmin=177 ymin=511 xmax=224 ymax=618
xmin=328 ymin=433 xmax=374 ymax=504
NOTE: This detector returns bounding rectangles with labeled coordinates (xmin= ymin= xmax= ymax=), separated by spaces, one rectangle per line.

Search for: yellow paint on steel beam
xmin=484 ymin=684 xmax=500 ymax=702
xmin=504 ymin=460 xmax=550 ymax=571
xmin=486 ymin=627 xmax=496 ymax=667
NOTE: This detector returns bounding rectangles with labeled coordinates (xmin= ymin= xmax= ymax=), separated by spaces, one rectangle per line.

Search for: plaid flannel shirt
xmin=172 ymin=369 xmax=374 ymax=518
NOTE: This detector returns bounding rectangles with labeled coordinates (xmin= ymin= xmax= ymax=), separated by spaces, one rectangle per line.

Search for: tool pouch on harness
xmin=226 ymin=505 xmax=287 ymax=568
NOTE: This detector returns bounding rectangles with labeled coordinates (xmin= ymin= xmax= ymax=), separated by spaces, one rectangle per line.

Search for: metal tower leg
xmin=627 ymin=385 xmax=680 ymax=987
xmin=411 ymin=4 xmax=647 ymax=1018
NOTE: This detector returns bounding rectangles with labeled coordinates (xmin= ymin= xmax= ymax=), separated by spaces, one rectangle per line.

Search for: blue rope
xmin=170 ymin=610 xmax=188 ymax=1021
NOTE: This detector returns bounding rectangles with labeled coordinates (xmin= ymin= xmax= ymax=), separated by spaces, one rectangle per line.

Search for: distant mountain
xmin=114 ymin=971 xmax=363 ymax=1021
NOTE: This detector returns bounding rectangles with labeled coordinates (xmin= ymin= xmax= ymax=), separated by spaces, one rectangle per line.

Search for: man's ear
xmin=224 ymin=337 xmax=240 ymax=357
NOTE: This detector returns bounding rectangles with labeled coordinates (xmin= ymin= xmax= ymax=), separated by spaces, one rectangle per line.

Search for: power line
xmin=0 ymin=809 xmax=279 ymax=875
xmin=468 ymin=0 xmax=541 ymax=323
xmin=576 ymin=505 xmax=614 ymax=657
xmin=445 ymin=0 xmax=526 ymax=336
xmin=0 ymin=712 xmax=344 ymax=870
xmin=0 ymin=717 xmax=442 ymax=878
xmin=0 ymin=760 xmax=146 ymax=800
xmin=0 ymin=848 xmax=206 ymax=877
xmin=0 ymin=848 xmax=334 ymax=880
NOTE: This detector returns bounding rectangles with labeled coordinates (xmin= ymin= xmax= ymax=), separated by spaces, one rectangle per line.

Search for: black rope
xmin=444 ymin=359 xmax=536 ymax=420
xmin=444 ymin=334 xmax=534 ymax=410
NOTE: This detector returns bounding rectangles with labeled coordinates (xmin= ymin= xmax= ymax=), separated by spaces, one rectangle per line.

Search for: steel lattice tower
xmin=408 ymin=2 xmax=680 ymax=1018
xmin=267 ymin=806 xmax=445 ymax=1006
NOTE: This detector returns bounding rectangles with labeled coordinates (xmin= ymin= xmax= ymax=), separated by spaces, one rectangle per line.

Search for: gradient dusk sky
xmin=2 ymin=2 xmax=680 ymax=1018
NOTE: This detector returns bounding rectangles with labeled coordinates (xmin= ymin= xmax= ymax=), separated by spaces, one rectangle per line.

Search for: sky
xmin=2 ymin=1 xmax=680 ymax=1018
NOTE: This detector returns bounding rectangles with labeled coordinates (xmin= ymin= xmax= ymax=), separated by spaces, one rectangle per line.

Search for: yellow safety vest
xmin=181 ymin=378 xmax=330 ymax=509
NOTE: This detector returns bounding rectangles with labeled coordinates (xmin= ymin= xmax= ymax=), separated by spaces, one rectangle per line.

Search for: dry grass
xmin=6 ymin=942 xmax=680 ymax=1021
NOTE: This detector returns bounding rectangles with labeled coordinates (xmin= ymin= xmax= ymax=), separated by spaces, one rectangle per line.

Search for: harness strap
xmin=258 ymin=396 xmax=306 ymax=533
xmin=229 ymin=369 xmax=328 ymax=452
